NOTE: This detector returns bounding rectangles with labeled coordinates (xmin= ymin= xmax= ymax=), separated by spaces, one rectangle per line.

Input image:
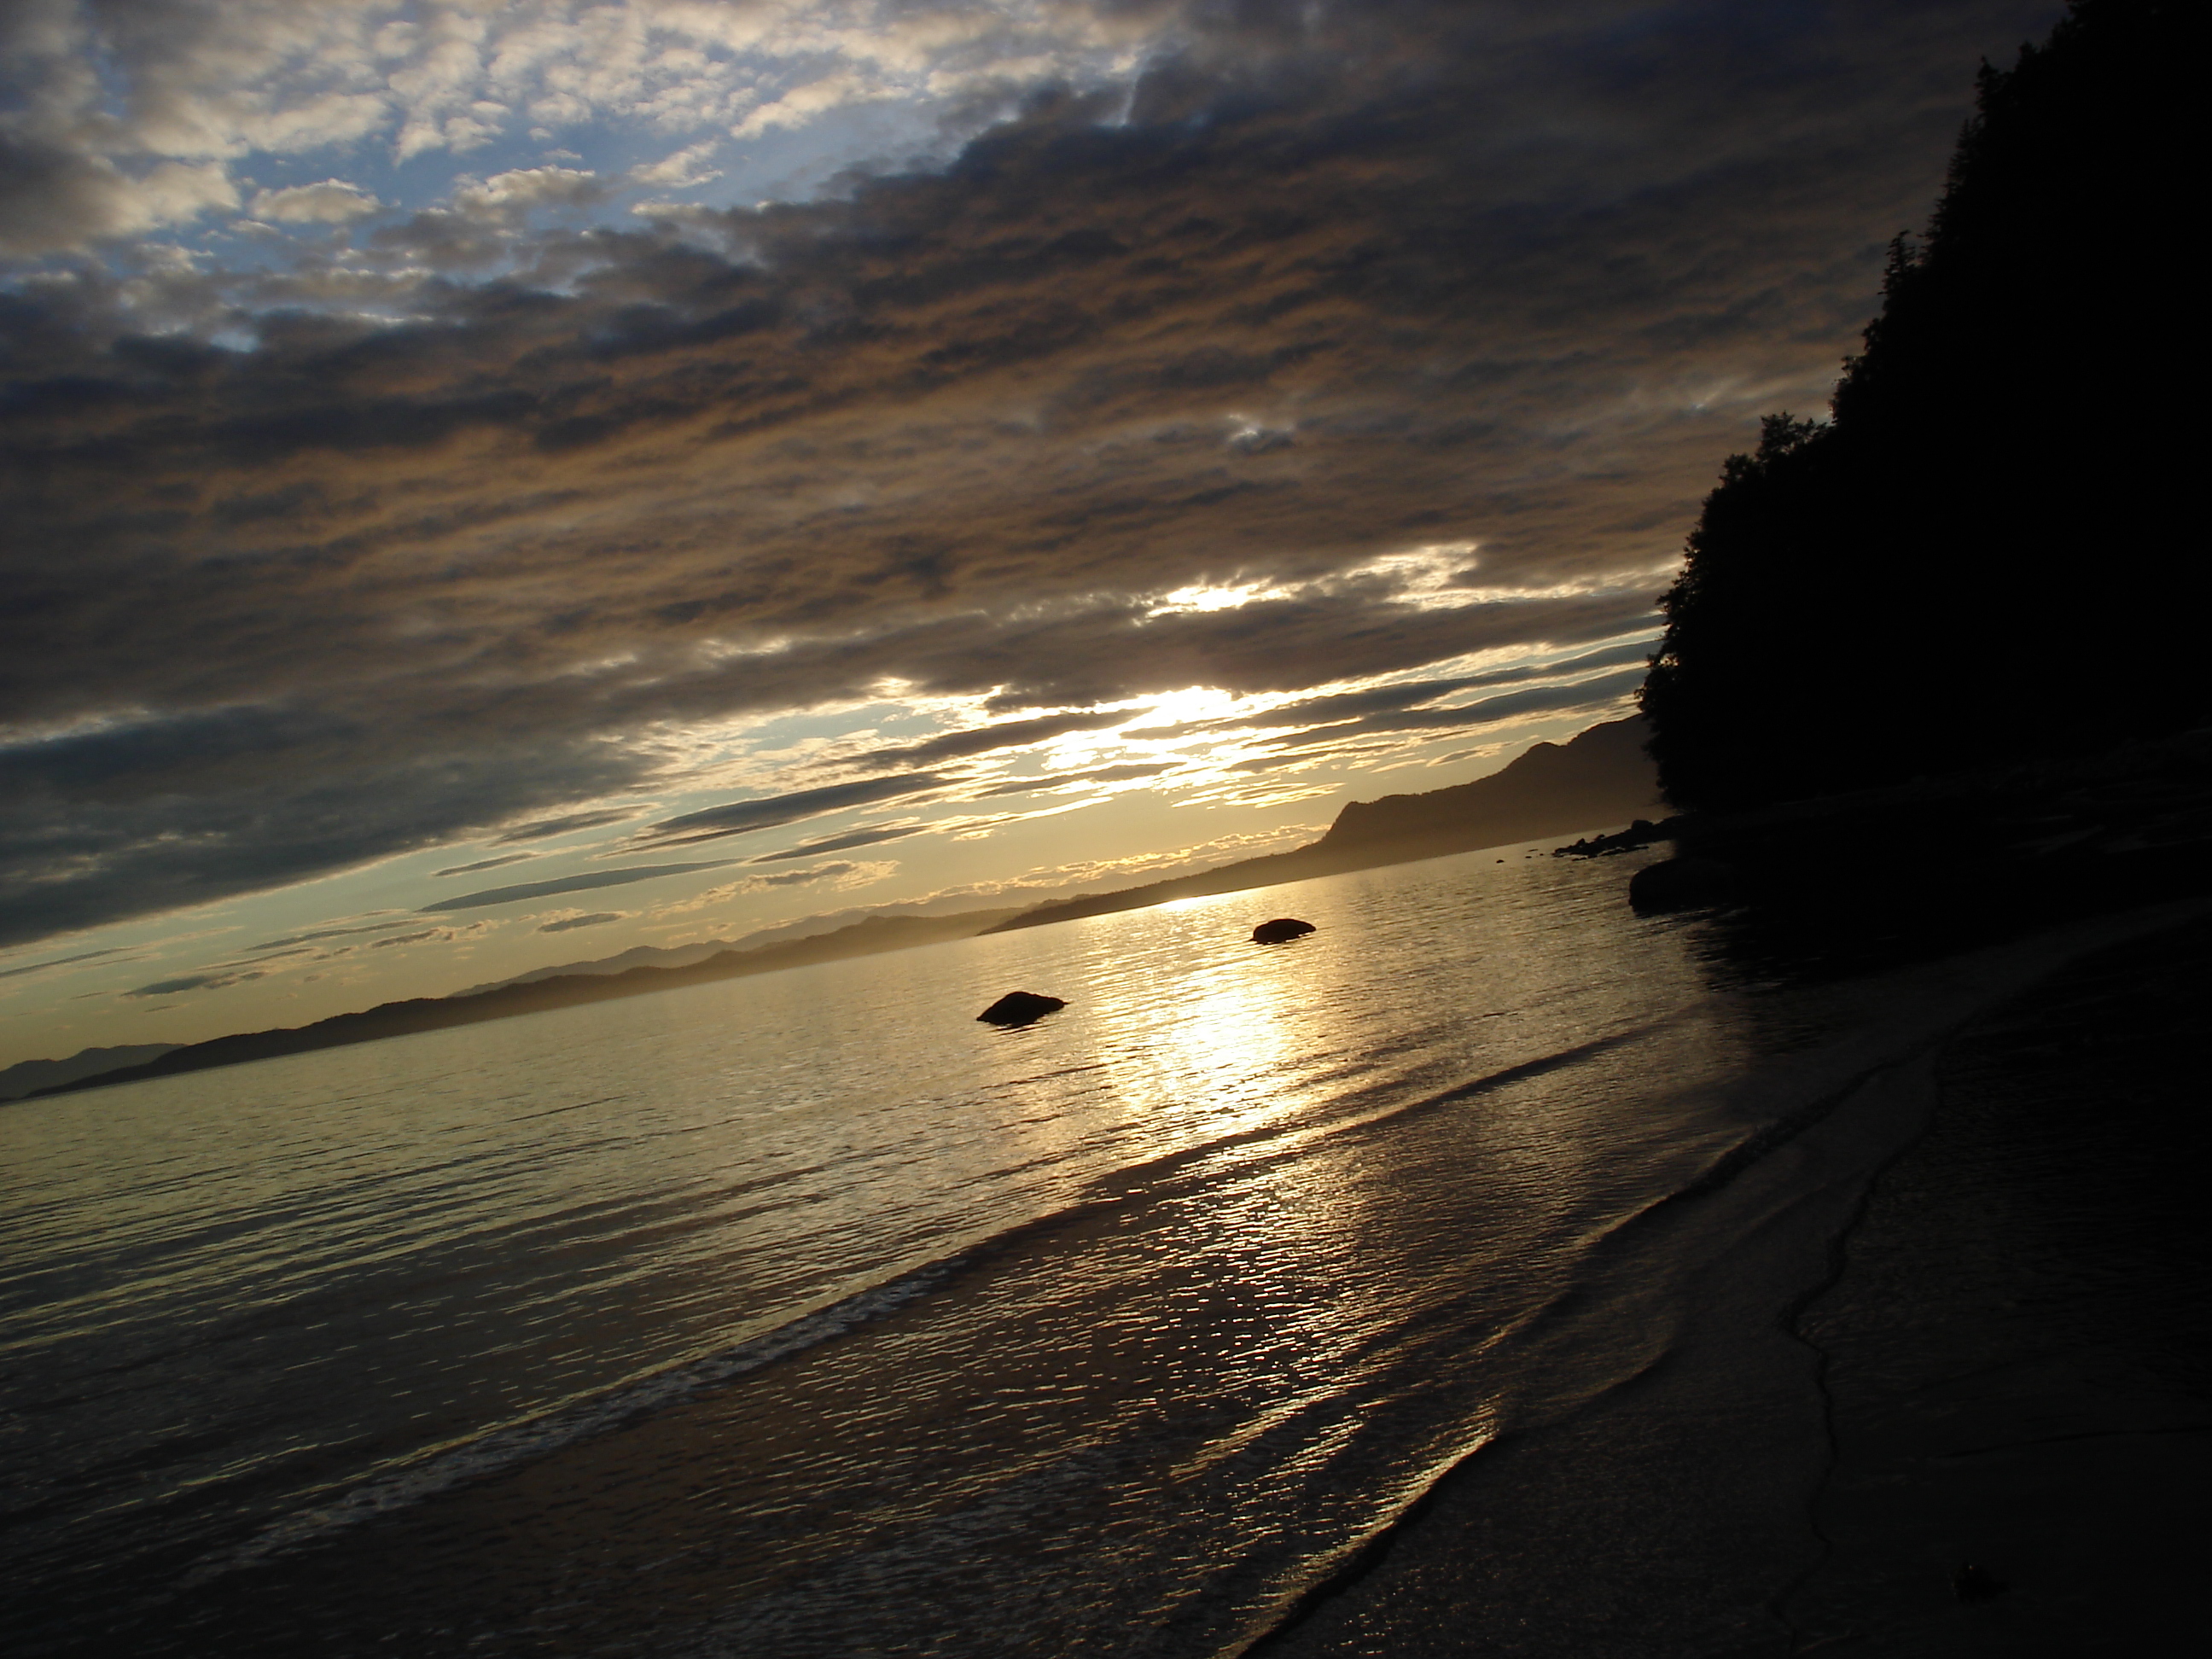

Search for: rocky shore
xmin=1252 ymin=729 xmax=2212 ymax=1656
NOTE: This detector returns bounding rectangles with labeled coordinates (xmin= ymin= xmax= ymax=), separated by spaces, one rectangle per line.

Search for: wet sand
xmin=1255 ymin=915 xmax=2212 ymax=1657
xmin=1781 ymin=916 xmax=2212 ymax=1655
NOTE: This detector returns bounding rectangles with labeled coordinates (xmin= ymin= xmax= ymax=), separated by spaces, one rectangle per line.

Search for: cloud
xmin=0 ymin=135 xmax=239 ymax=254
xmin=123 ymin=968 xmax=267 ymax=998
xmin=492 ymin=808 xmax=638 ymax=844
xmin=368 ymin=166 xmax=611 ymax=267
xmin=0 ymin=946 xmax=130 ymax=981
xmin=630 ymin=142 xmax=723 ymax=190
xmin=0 ymin=2 xmax=2055 ymax=952
xmin=912 ymin=822 xmax=1324 ymax=902
xmin=655 ymin=859 xmax=895 ymax=913
xmin=537 ymin=911 xmax=621 ymax=932
xmin=368 ymin=928 xmax=445 ymax=948
xmin=247 ymin=920 xmax=421 ymax=951
xmin=747 ymin=861 xmax=875 ymax=889
xmin=970 ymin=761 xmax=1179 ymax=798
xmin=637 ymin=774 xmax=956 ymax=847
xmin=0 ymin=706 xmax=646 ymax=950
xmin=250 ymin=180 xmax=384 ymax=224
xmin=1199 ymin=635 xmax=1658 ymax=736
xmin=418 ymin=860 xmax=738 ymax=913
xmin=432 ymin=853 xmax=536 ymax=877
xmin=1261 ymin=667 xmax=1651 ymax=748
xmin=850 ymin=710 xmax=1135 ymax=770
xmin=746 ymin=824 xmax=927 ymax=863
xmin=454 ymin=167 xmax=606 ymax=213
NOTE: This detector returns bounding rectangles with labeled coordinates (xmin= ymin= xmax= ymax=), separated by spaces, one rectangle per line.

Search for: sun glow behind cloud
xmin=3 ymin=1 xmax=2054 ymax=1064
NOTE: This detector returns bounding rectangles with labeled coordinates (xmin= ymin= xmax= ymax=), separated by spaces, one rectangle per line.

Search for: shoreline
xmin=1244 ymin=901 xmax=2211 ymax=1657
xmin=1779 ymin=915 xmax=2212 ymax=1654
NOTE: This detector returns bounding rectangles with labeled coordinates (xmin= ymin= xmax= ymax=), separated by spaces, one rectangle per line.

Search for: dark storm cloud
xmin=0 ymin=2 xmax=2059 ymax=948
xmin=417 ymin=860 xmax=737 ymax=913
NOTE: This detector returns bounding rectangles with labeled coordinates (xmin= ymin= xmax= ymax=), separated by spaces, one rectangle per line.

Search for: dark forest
xmin=1641 ymin=0 xmax=2199 ymax=812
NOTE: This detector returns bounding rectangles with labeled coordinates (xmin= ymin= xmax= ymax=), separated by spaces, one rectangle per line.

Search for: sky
xmin=0 ymin=0 xmax=2059 ymax=1068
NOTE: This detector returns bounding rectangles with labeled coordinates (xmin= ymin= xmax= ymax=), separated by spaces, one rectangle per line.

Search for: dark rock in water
xmin=1953 ymin=1563 xmax=2008 ymax=1604
xmin=1554 ymin=817 xmax=1679 ymax=859
xmin=976 ymin=991 xmax=1066 ymax=1027
xmin=1251 ymin=917 xmax=1317 ymax=944
xmin=1627 ymin=856 xmax=1738 ymax=912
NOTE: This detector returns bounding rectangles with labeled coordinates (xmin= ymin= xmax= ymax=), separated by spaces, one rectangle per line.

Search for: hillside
xmin=23 ymin=717 xmax=1655 ymax=1100
xmin=16 ymin=908 xmax=1022 ymax=1103
xmin=1641 ymin=0 xmax=2197 ymax=810
xmin=1316 ymin=717 xmax=1658 ymax=855
xmin=0 ymin=1044 xmax=180 ymax=1102
xmin=984 ymin=717 xmax=1658 ymax=934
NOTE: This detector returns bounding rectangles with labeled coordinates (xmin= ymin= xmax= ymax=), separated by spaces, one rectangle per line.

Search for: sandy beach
xmin=1782 ymin=917 xmax=2212 ymax=1655
xmin=1255 ymin=911 xmax=2212 ymax=1656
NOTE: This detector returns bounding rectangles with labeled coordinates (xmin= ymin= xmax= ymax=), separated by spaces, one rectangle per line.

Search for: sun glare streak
xmin=1146 ymin=579 xmax=1286 ymax=617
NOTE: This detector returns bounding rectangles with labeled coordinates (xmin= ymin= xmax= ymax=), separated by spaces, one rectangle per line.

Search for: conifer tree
xmin=1640 ymin=0 xmax=2197 ymax=812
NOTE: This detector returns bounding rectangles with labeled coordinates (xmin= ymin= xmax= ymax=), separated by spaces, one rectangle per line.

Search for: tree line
xmin=1640 ymin=0 xmax=2198 ymax=812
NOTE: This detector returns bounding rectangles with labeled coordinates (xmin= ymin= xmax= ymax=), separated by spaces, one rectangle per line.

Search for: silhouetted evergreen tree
xmin=1641 ymin=0 xmax=2201 ymax=812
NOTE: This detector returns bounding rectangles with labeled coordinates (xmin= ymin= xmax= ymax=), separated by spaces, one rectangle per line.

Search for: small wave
xmin=178 ymin=1257 xmax=962 ymax=1587
xmin=179 ymin=1026 xmax=1662 ymax=1592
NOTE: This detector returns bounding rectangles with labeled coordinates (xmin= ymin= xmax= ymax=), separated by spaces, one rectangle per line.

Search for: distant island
xmin=9 ymin=716 xmax=1657 ymax=1102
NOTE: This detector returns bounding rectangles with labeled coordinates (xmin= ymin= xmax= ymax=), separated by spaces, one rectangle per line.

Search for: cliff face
xmin=1319 ymin=717 xmax=1660 ymax=853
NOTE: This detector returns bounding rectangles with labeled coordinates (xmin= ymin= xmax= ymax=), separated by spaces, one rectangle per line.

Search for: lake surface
xmin=0 ymin=841 xmax=2084 ymax=1656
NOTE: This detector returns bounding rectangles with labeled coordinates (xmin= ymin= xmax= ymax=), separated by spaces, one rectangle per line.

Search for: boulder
xmin=1251 ymin=917 xmax=1318 ymax=944
xmin=1627 ymin=856 xmax=1739 ymax=912
xmin=976 ymin=991 xmax=1067 ymax=1027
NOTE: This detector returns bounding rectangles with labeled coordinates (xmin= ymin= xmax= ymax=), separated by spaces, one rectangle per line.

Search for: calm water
xmin=0 ymin=844 xmax=2057 ymax=1656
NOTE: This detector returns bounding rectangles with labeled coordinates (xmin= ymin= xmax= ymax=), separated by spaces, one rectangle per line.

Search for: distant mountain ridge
xmin=450 ymin=891 xmax=1084 ymax=998
xmin=16 ymin=717 xmax=1656 ymax=1100
xmin=981 ymin=717 xmax=1658 ymax=933
xmin=1318 ymin=716 xmax=1659 ymax=854
xmin=0 ymin=1044 xmax=180 ymax=1102
xmin=9 ymin=908 xmax=1028 ymax=1102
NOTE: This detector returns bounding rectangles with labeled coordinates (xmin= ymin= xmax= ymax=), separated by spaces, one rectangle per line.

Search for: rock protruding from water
xmin=1627 ymin=857 xmax=1738 ymax=912
xmin=976 ymin=991 xmax=1066 ymax=1027
xmin=1251 ymin=917 xmax=1317 ymax=945
xmin=1554 ymin=818 xmax=1679 ymax=859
